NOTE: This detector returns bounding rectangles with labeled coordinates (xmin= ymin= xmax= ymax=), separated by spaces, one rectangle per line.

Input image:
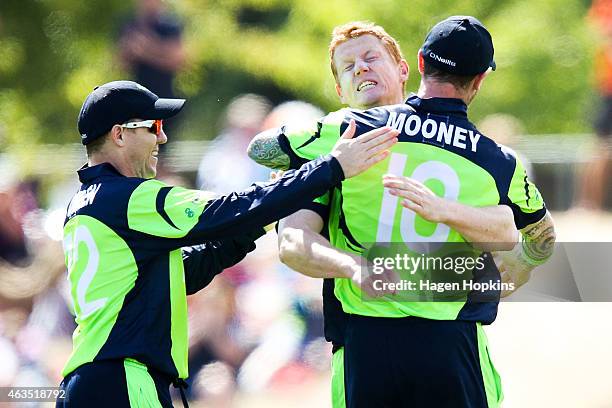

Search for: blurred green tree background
xmin=0 ymin=0 xmax=596 ymax=156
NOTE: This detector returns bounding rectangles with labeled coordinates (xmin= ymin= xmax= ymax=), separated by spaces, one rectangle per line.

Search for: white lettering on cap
xmin=429 ymin=52 xmax=457 ymax=67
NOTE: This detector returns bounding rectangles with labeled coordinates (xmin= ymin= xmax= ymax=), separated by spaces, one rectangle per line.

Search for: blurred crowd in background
xmin=0 ymin=0 xmax=611 ymax=407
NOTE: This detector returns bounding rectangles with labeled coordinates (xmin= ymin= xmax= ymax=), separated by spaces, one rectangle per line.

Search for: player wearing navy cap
xmin=250 ymin=17 xmax=555 ymax=408
xmin=249 ymin=20 xmax=518 ymax=408
xmin=56 ymin=80 xmax=398 ymax=407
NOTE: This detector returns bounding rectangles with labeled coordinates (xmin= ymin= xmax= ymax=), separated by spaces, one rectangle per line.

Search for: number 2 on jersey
xmin=63 ymin=225 xmax=107 ymax=319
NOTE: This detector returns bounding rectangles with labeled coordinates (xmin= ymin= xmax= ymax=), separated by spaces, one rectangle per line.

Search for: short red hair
xmin=329 ymin=21 xmax=404 ymax=83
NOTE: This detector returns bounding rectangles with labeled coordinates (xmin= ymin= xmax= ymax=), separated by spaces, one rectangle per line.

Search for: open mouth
xmin=357 ymin=80 xmax=377 ymax=92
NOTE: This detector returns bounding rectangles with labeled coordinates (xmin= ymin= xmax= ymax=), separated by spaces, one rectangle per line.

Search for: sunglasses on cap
xmin=120 ymin=119 xmax=163 ymax=136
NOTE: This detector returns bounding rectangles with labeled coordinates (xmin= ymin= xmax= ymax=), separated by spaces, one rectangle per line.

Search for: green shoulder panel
xmin=62 ymin=215 xmax=138 ymax=376
xmin=282 ymin=116 xmax=321 ymax=156
xmin=127 ymin=179 xmax=215 ymax=238
xmin=164 ymin=186 xmax=215 ymax=231
xmin=507 ymin=157 xmax=545 ymax=216
xmin=288 ymin=109 xmax=348 ymax=161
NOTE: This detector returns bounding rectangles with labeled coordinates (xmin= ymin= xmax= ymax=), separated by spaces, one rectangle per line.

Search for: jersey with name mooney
xmin=276 ymin=94 xmax=546 ymax=321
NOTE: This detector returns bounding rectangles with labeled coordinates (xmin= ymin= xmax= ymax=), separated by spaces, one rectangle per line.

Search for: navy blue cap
xmin=421 ymin=16 xmax=495 ymax=76
xmin=77 ymin=80 xmax=185 ymax=145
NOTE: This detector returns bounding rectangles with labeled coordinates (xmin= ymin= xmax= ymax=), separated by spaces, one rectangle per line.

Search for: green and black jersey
xmin=62 ymin=156 xmax=344 ymax=380
xmin=275 ymin=94 xmax=546 ymax=323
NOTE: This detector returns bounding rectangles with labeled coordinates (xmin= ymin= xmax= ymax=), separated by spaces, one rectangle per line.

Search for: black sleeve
xmin=304 ymin=200 xmax=330 ymax=221
xmin=182 ymin=228 xmax=265 ymax=295
xmin=275 ymin=197 xmax=331 ymax=236
xmin=127 ymin=155 xmax=344 ymax=250
xmin=188 ymin=155 xmax=344 ymax=242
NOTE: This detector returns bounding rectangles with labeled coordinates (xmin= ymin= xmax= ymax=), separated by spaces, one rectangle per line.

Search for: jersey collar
xmin=405 ymin=93 xmax=468 ymax=118
xmin=77 ymin=162 xmax=124 ymax=183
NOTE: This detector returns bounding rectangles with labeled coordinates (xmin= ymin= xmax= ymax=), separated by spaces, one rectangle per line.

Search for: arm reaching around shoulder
xmin=278 ymin=210 xmax=359 ymax=279
xmin=247 ymin=128 xmax=291 ymax=170
xmin=278 ymin=209 xmax=398 ymax=297
xmin=130 ymin=121 xmax=397 ymax=249
xmin=382 ymin=175 xmax=518 ymax=250
xmin=495 ymin=211 xmax=556 ymax=297
xmin=248 ymin=120 xmax=399 ymax=175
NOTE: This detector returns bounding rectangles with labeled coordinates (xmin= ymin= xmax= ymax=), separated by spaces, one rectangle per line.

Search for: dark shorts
xmin=343 ymin=315 xmax=503 ymax=408
xmin=594 ymin=96 xmax=612 ymax=138
xmin=56 ymin=359 xmax=173 ymax=408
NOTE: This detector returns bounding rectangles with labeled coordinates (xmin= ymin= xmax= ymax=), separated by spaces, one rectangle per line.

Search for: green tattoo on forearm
xmin=247 ymin=135 xmax=290 ymax=170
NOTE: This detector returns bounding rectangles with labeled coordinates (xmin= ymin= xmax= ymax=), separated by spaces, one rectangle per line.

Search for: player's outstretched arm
xmin=382 ymin=175 xmax=518 ymax=249
xmin=493 ymin=155 xmax=556 ymax=296
xmin=248 ymin=120 xmax=399 ymax=176
xmin=278 ymin=210 xmax=359 ymax=279
xmin=129 ymin=121 xmax=397 ymax=248
xmin=278 ymin=209 xmax=397 ymax=297
xmin=247 ymin=128 xmax=291 ymax=170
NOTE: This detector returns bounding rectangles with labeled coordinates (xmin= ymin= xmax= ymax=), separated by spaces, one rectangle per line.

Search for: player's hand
xmin=382 ymin=175 xmax=449 ymax=223
xmin=493 ymin=251 xmax=532 ymax=297
xmin=349 ymin=262 xmax=400 ymax=298
xmin=331 ymin=120 xmax=399 ymax=178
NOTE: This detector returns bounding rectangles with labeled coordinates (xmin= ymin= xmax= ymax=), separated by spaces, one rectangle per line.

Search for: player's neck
xmin=417 ymin=80 xmax=472 ymax=106
xmin=360 ymin=97 xmax=404 ymax=110
xmin=89 ymin=152 xmax=137 ymax=178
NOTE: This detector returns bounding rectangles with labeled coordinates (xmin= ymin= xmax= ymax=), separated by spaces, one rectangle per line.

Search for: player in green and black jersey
xmin=249 ymin=18 xmax=555 ymax=408
xmin=57 ymin=80 xmax=398 ymax=407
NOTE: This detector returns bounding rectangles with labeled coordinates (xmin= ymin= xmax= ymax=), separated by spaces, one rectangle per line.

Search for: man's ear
xmin=110 ymin=125 xmax=125 ymax=147
xmin=417 ymin=50 xmax=425 ymax=75
xmin=399 ymin=59 xmax=409 ymax=83
xmin=335 ymin=83 xmax=346 ymax=104
xmin=473 ymin=70 xmax=489 ymax=92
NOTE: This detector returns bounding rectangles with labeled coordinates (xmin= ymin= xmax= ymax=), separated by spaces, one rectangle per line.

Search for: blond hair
xmin=329 ymin=21 xmax=404 ymax=83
